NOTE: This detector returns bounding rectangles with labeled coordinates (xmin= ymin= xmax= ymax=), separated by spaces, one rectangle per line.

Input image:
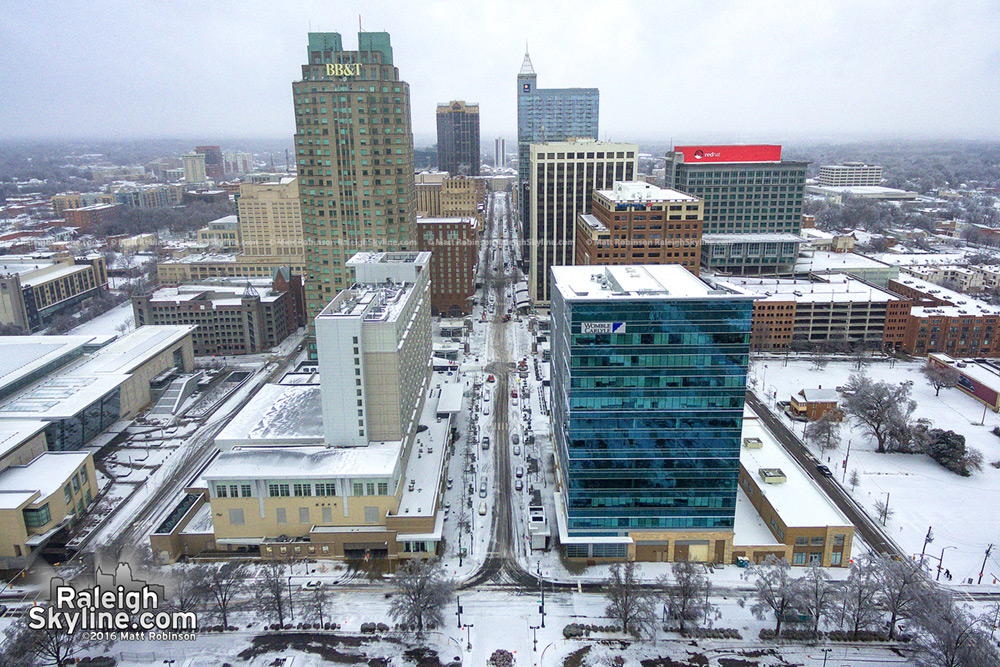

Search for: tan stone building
xmin=237 ymin=177 xmax=304 ymax=259
xmin=0 ymin=254 xmax=108 ymax=332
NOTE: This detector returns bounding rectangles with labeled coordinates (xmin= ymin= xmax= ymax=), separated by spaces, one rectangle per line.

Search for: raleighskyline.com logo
xmin=28 ymin=563 xmax=196 ymax=641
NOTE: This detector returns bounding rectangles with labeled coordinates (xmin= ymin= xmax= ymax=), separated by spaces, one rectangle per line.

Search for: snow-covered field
xmin=752 ymin=355 xmax=1000 ymax=587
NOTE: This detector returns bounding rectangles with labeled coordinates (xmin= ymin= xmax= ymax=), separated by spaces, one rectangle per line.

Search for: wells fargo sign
xmin=326 ymin=63 xmax=362 ymax=77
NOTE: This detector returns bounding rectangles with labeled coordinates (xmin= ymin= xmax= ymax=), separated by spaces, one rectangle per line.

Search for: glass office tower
xmin=551 ymin=265 xmax=753 ymax=556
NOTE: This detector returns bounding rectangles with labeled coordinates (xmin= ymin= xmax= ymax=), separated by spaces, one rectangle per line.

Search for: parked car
xmin=479 ymin=482 xmax=487 ymax=498
xmin=478 ymin=502 xmax=487 ymax=516
xmin=513 ymin=445 xmax=520 ymax=456
xmin=511 ymin=433 xmax=519 ymax=445
xmin=515 ymin=467 xmax=524 ymax=478
xmin=482 ymin=436 xmax=490 ymax=450
xmin=515 ymin=479 xmax=523 ymax=491
xmin=487 ymin=374 xmax=495 ymax=383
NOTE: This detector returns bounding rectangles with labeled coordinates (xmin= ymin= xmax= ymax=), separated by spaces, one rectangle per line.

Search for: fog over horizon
xmin=2 ymin=0 xmax=998 ymax=144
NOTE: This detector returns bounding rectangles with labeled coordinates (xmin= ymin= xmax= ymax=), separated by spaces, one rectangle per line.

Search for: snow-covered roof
xmin=795 ymin=251 xmax=894 ymax=273
xmin=0 ymin=374 xmax=128 ymax=419
xmin=0 ymin=451 xmax=90 ymax=501
xmin=716 ymin=275 xmax=900 ymax=304
xmin=702 ymin=233 xmax=805 ymax=244
xmin=0 ymin=337 xmax=92 ymax=395
xmin=739 ymin=409 xmax=852 ymax=529
xmin=894 ymin=276 xmax=1000 ymax=317
xmin=797 ymin=388 xmax=839 ymax=403
xmin=437 ymin=383 xmax=463 ymax=414
xmin=215 ymin=383 xmax=324 ymax=447
xmin=929 ymin=354 xmax=1000 ymax=393
xmin=552 ymin=265 xmax=755 ymax=302
xmin=0 ymin=420 xmax=47 ymax=461
xmin=869 ymin=252 xmax=972 ymax=267
xmin=205 ymin=443 xmax=402 ymax=481
xmin=146 ymin=284 xmax=282 ymax=304
xmin=20 ymin=263 xmax=92 ymax=288
xmin=394 ymin=378 xmax=453 ymax=518
xmin=70 ymin=325 xmax=196 ymax=375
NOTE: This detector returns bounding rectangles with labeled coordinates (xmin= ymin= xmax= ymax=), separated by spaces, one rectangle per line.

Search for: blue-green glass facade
xmin=552 ymin=288 xmax=752 ymax=537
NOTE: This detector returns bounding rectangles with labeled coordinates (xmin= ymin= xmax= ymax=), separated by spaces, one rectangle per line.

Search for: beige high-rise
xmin=237 ymin=177 xmax=304 ymax=259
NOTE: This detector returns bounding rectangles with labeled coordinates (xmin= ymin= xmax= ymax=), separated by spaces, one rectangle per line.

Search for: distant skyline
xmin=2 ymin=1 xmax=998 ymax=143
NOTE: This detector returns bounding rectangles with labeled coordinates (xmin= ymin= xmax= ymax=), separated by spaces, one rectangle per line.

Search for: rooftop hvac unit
xmin=758 ymin=468 xmax=787 ymax=484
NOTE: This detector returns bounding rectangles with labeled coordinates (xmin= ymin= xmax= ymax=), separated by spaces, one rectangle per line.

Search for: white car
xmin=515 ymin=479 xmax=523 ymax=491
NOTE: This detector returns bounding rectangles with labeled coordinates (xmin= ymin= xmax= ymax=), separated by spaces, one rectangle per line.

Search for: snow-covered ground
xmin=751 ymin=355 xmax=1000 ymax=588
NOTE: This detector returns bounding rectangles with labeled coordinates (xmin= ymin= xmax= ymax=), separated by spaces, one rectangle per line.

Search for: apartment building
xmin=196 ymin=215 xmax=241 ymax=248
xmin=817 ymin=162 xmax=883 ymax=187
xmin=0 ymin=254 xmax=108 ymax=332
xmin=890 ymin=276 xmax=1000 ymax=357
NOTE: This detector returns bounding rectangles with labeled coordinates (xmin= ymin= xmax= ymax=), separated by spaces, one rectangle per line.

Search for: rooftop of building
xmin=740 ymin=406 xmax=852 ymax=528
xmin=733 ymin=487 xmax=783 ymax=547
xmin=204 ymin=215 xmax=239 ymax=227
xmin=0 ymin=326 xmax=194 ymax=419
xmin=892 ymin=275 xmax=1000 ymax=317
xmin=807 ymin=185 xmax=917 ymax=197
xmin=205 ymin=442 xmax=401 ymax=482
xmin=867 ymin=251 xmax=973 ymax=267
xmin=215 ymin=383 xmax=324 ymax=447
xmin=0 ymin=255 xmax=58 ymax=276
xmin=65 ymin=203 xmax=119 ymax=212
xmin=578 ymin=214 xmax=608 ymax=233
xmin=530 ymin=138 xmax=635 ymax=150
xmin=820 ymin=163 xmax=882 ymax=169
xmin=319 ymin=280 xmax=417 ymax=322
xmin=552 ymin=265 xmax=755 ymax=302
xmin=415 ymin=217 xmax=478 ymax=226
xmin=702 ymin=233 xmax=806 ymax=244
xmin=0 ymin=451 xmax=90 ymax=504
xmin=796 ymin=388 xmax=840 ymax=403
xmin=347 ymin=251 xmax=429 ymax=265
xmin=0 ymin=420 xmax=47 ymax=462
xmin=158 ymin=252 xmax=239 ymax=265
xmin=145 ymin=284 xmax=282 ymax=304
xmin=20 ymin=263 xmax=95 ymax=288
xmin=794 ymin=251 xmax=893 ymax=273
xmin=595 ymin=181 xmax=698 ymax=203
xmin=716 ymin=274 xmax=901 ymax=304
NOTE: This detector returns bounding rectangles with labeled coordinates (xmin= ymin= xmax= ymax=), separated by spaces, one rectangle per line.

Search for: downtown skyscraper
xmin=436 ymin=100 xmax=480 ymax=176
xmin=293 ymin=32 xmax=416 ymax=352
xmin=516 ymin=50 xmax=599 ymax=228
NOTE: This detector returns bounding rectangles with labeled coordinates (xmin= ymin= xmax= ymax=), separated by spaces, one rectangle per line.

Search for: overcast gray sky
xmin=2 ymin=0 xmax=998 ymax=144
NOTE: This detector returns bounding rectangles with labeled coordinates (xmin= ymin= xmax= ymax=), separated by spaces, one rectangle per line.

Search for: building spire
xmin=519 ymin=43 xmax=535 ymax=75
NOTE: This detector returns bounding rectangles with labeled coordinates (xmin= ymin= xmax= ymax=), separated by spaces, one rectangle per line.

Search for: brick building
xmin=890 ymin=277 xmax=1000 ymax=357
xmin=132 ymin=273 xmax=302 ymax=355
xmin=574 ymin=181 xmax=702 ymax=274
xmin=416 ymin=217 xmax=479 ymax=316
xmin=63 ymin=203 xmax=123 ymax=232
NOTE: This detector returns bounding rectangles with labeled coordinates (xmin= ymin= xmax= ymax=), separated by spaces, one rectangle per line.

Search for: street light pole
xmin=919 ymin=526 xmax=934 ymax=568
xmin=936 ymin=546 xmax=957 ymax=581
xmin=537 ymin=561 xmax=545 ymax=628
xmin=463 ymin=623 xmax=474 ymax=650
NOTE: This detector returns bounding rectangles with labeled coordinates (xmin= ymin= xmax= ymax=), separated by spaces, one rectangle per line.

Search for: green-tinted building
xmin=293 ymin=32 xmax=416 ymax=355
xmin=665 ymin=145 xmax=807 ymax=274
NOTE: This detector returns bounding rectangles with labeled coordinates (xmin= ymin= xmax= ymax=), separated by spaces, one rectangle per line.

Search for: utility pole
xmin=529 ymin=624 xmax=539 ymax=651
xmin=537 ymin=561 xmax=545 ymax=628
xmin=919 ymin=526 xmax=933 ymax=568
xmin=979 ymin=544 xmax=994 ymax=585
xmin=456 ymin=595 xmax=462 ymax=628
xmin=842 ymin=439 xmax=852 ymax=482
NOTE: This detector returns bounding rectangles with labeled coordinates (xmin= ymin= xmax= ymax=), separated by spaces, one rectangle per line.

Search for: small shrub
xmin=990 ymin=460 xmax=1000 ymax=469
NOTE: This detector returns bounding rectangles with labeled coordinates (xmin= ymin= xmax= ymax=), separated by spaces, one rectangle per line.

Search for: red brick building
xmin=416 ymin=217 xmax=479 ymax=317
xmin=889 ymin=277 xmax=1000 ymax=357
xmin=63 ymin=203 xmax=123 ymax=232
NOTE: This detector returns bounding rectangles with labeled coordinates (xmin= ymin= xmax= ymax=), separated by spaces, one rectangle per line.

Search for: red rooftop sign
xmin=675 ymin=145 xmax=782 ymax=163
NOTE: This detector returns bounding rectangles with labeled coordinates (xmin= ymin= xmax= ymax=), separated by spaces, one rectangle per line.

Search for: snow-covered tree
xmin=254 ymin=562 xmax=292 ymax=627
xmin=662 ymin=560 xmax=714 ymax=635
xmin=1 ymin=616 xmax=104 ymax=667
xmin=302 ymin=585 xmax=331 ymax=627
xmin=842 ymin=373 xmax=916 ymax=453
xmin=922 ymin=363 xmax=960 ymax=397
xmin=876 ymin=556 xmax=927 ymax=639
xmin=604 ymin=561 xmax=656 ymax=637
xmin=804 ymin=412 xmax=841 ymax=453
xmin=910 ymin=587 xmax=997 ymax=667
xmin=195 ymin=562 xmax=247 ymax=628
xmin=743 ymin=555 xmax=800 ymax=638
xmin=797 ymin=565 xmax=835 ymax=636
xmin=838 ymin=554 xmax=882 ymax=640
xmin=848 ymin=469 xmax=861 ymax=491
xmin=388 ymin=557 xmax=454 ymax=635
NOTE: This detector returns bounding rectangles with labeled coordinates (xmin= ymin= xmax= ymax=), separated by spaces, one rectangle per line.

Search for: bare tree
xmin=387 ymin=557 xmax=454 ymax=636
xmin=910 ymin=587 xmax=997 ymax=667
xmin=3 ymin=616 xmax=103 ymax=667
xmin=662 ymin=560 xmax=714 ymax=635
xmin=810 ymin=357 xmax=829 ymax=371
xmin=851 ymin=344 xmax=870 ymax=371
xmin=195 ymin=562 xmax=247 ymax=629
xmin=166 ymin=568 xmax=204 ymax=615
xmin=876 ymin=556 xmax=927 ymax=640
xmin=254 ymin=562 xmax=292 ymax=627
xmin=848 ymin=469 xmax=861 ymax=491
xmin=842 ymin=373 xmax=916 ymax=453
xmin=804 ymin=412 xmax=842 ymax=453
xmin=922 ymin=363 xmax=961 ymax=397
xmin=743 ymin=555 xmax=801 ymax=638
xmin=302 ymin=585 xmax=331 ymax=627
xmin=838 ymin=554 xmax=883 ymax=640
xmin=604 ymin=561 xmax=657 ymax=637
xmin=797 ymin=565 xmax=835 ymax=636
xmin=873 ymin=498 xmax=895 ymax=526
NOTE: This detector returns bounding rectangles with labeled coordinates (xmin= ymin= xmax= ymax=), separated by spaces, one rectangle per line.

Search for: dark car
xmin=816 ymin=464 xmax=834 ymax=478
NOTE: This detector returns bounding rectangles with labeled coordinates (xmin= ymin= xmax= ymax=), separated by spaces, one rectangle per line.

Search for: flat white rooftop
xmin=702 ymin=233 xmax=805 ymax=243
xmin=717 ymin=275 xmax=899 ymax=304
xmin=739 ymin=408 xmax=851 ymax=528
xmin=733 ymin=487 xmax=782 ymax=546
xmin=795 ymin=251 xmax=893 ymax=273
xmin=596 ymin=181 xmax=698 ymax=203
xmin=215 ymin=383 xmax=324 ymax=447
xmin=0 ymin=420 xmax=47 ymax=461
xmin=70 ymin=325 xmax=196 ymax=375
xmin=205 ymin=443 xmax=401 ymax=481
xmin=0 ymin=337 xmax=91 ymax=395
xmin=0 ymin=451 xmax=89 ymax=500
xmin=551 ymin=265 xmax=754 ymax=302
xmin=894 ymin=275 xmax=1000 ymax=317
